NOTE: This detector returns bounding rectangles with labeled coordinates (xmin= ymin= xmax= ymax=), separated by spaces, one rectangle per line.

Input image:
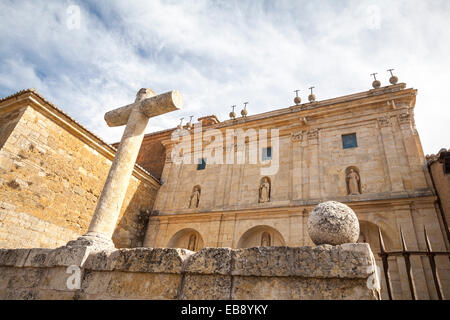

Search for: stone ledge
xmin=84 ymin=248 xmax=191 ymax=274
xmin=0 ymin=249 xmax=31 ymax=267
xmin=0 ymin=244 xmax=379 ymax=300
xmin=0 ymin=244 xmax=375 ymax=279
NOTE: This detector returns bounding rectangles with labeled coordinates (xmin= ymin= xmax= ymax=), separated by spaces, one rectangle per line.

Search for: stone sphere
xmin=307 ymin=201 xmax=360 ymax=246
xmin=389 ymin=76 xmax=398 ymax=85
xmin=294 ymin=96 xmax=302 ymax=105
xmin=308 ymin=94 xmax=316 ymax=102
xmin=241 ymin=109 xmax=248 ymax=117
xmin=372 ymin=80 xmax=381 ymax=89
xmin=229 ymin=111 xmax=236 ymax=119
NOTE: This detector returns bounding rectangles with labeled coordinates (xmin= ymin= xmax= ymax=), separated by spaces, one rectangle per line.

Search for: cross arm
xmin=104 ymin=90 xmax=183 ymax=127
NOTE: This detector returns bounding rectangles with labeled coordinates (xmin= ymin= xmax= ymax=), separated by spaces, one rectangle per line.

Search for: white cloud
xmin=0 ymin=0 xmax=448 ymax=154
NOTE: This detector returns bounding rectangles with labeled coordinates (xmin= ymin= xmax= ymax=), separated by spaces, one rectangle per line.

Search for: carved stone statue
xmin=189 ymin=186 xmax=200 ymax=208
xmin=187 ymin=234 xmax=196 ymax=251
xmin=346 ymin=169 xmax=361 ymax=195
xmin=261 ymin=232 xmax=271 ymax=246
xmin=259 ymin=177 xmax=270 ymax=203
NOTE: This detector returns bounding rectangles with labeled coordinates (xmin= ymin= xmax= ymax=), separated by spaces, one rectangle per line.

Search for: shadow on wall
xmin=237 ymin=225 xmax=286 ymax=248
xmin=112 ymin=181 xmax=156 ymax=248
xmin=0 ymin=107 xmax=26 ymax=150
xmin=167 ymin=228 xmax=204 ymax=251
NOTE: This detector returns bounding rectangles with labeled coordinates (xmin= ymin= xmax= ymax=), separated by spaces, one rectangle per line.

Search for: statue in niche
xmin=259 ymin=177 xmax=271 ymax=203
xmin=261 ymin=232 xmax=271 ymax=246
xmin=187 ymin=234 xmax=196 ymax=251
xmin=189 ymin=186 xmax=201 ymax=208
xmin=346 ymin=168 xmax=361 ymax=195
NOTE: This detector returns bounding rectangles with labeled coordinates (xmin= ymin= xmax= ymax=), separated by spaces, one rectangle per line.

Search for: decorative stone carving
xmin=307 ymin=201 xmax=360 ymax=246
xmin=189 ymin=186 xmax=201 ymax=208
xmin=291 ymin=131 xmax=303 ymax=142
xmin=398 ymin=112 xmax=411 ymax=124
xmin=165 ymin=151 xmax=172 ymax=163
xmin=259 ymin=177 xmax=271 ymax=203
xmin=346 ymin=168 xmax=361 ymax=195
xmin=377 ymin=117 xmax=391 ymax=127
xmin=260 ymin=232 xmax=271 ymax=246
xmin=188 ymin=234 xmax=196 ymax=251
xmin=307 ymin=129 xmax=319 ymax=140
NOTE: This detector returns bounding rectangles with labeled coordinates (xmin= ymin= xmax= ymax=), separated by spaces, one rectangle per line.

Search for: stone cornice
xmin=157 ymin=84 xmax=416 ymax=146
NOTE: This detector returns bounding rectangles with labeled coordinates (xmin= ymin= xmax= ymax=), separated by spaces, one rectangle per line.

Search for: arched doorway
xmin=237 ymin=225 xmax=286 ymax=248
xmin=167 ymin=228 xmax=204 ymax=251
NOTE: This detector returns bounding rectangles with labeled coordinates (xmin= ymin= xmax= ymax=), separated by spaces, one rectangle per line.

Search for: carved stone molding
xmin=291 ymin=131 xmax=303 ymax=142
xmin=307 ymin=128 xmax=319 ymax=140
xmin=398 ymin=112 xmax=411 ymax=125
xmin=377 ymin=117 xmax=391 ymax=128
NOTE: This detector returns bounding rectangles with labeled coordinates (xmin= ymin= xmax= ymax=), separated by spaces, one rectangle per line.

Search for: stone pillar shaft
xmin=86 ymin=107 xmax=149 ymax=240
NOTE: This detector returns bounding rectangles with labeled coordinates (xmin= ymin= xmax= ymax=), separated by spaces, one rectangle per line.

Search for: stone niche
xmin=0 ymin=243 xmax=380 ymax=300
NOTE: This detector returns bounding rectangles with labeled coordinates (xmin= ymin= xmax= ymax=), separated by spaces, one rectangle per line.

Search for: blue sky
xmin=0 ymin=0 xmax=449 ymax=154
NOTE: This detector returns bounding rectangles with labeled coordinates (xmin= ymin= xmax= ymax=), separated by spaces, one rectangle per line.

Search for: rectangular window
xmin=342 ymin=133 xmax=358 ymax=149
xmin=262 ymin=147 xmax=272 ymax=161
xmin=197 ymin=158 xmax=206 ymax=170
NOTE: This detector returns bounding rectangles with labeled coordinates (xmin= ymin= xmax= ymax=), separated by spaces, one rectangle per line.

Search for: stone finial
xmin=177 ymin=117 xmax=184 ymax=130
xmin=308 ymin=87 xmax=316 ymax=102
xmin=241 ymin=102 xmax=248 ymax=117
xmin=307 ymin=201 xmax=360 ymax=246
xmin=387 ymin=69 xmax=398 ymax=85
xmin=294 ymin=90 xmax=301 ymax=105
xmin=229 ymin=105 xmax=236 ymax=120
xmin=186 ymin=116 xmax=193 ymax=130
xmin=371 ymin=73 xmax=381 ymax=89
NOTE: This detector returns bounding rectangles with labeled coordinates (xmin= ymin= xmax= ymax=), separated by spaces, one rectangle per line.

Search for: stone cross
xmin=80 ymin=88 xmax=182 ymax=248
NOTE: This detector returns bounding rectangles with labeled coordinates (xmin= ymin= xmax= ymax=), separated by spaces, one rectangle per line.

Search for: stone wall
xmin=0 ymin=91 xmax=160 ymax=249
xmin=0 ymin=244 xmax=380 ymax=300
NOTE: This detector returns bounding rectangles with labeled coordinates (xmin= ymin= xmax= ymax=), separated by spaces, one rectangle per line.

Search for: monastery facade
xmin=0 ymin=82 xmax=448 ymax=299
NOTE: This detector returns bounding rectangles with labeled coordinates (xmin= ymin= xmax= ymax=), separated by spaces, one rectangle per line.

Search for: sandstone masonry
xmin=0 ymin=244 xmax=380 ymax=300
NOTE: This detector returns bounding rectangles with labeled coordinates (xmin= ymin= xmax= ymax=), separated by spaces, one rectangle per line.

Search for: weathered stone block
xmin=7 ymin=268 xmax=45 ymax=289
xmin=3 ymin=288 xmax=40 ymax=300
xmin=40 ymin=267 xmax=76 ymax=291
xmin=112 ymin=248 xmax=191 ymax=273
xmin=231 ymin=246 xmax=294 ymax=277
xmin=23 ymin=248 xmax=54 ymax=267
xmin=180 ymin=274 xmax=231 ymax=300
xmin=0 ymin=248 xmax=30 ymax=267
xmin=105 ymin=272 xmax=181 ymax=299
xmin=46 ymin=245 xmax=91 ymax=267
xmin=79 ymin=270 xmax=111 ymax=296
xmin=184 ymin=247 xmax=232 ymax=275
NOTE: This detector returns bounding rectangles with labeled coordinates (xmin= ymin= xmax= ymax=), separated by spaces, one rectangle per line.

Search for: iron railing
xmin=377 ymin=227 xmax=449 ymax=300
